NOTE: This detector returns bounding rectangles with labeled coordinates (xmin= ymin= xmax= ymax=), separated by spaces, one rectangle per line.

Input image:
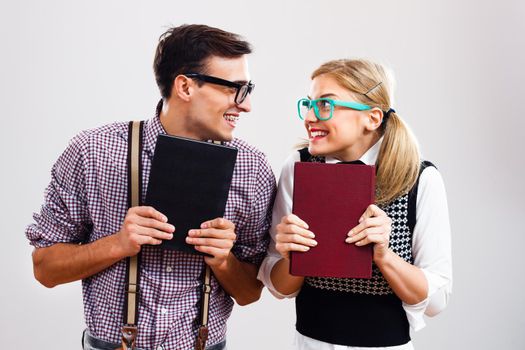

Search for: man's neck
xmin=158 ymin=99 xmax=194 ymax=138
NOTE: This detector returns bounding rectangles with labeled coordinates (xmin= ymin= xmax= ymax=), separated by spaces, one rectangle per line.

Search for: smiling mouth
xmin=310 ymin=130 xmax=328 ymax=140
xmin=223 ymin=113 xmax=239 ymax=127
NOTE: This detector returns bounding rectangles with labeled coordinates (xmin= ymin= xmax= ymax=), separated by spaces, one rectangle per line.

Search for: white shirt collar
xmin=325 ymin=137 xmax=383 ymax=165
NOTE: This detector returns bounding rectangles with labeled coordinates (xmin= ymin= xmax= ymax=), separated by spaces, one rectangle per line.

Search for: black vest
xmin=295 ymin=148 xmax=434 ymax=347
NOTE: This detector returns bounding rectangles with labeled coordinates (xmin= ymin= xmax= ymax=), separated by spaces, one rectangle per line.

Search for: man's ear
xmin=172 ymin=75 xmax=193 ymax=102
xmin=365 ymin=108 xmax=383 ymax=131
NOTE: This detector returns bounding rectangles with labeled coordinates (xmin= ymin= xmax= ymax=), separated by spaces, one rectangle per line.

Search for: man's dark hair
xmin=153 ymin=24 xmax=252 ymax=99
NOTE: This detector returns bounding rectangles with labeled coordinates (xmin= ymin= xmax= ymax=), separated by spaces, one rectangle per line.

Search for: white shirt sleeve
xmin=402 ymin=166 xmax=453 ymax=331
xmin=257 ymin=152 xmax=300 ymax=299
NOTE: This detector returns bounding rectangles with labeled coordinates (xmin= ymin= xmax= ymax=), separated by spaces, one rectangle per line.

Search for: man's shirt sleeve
xmin=231 ymin=152 xmax=276 ymax=267
xmin=26 ymin=132 xmax=92 ymax=248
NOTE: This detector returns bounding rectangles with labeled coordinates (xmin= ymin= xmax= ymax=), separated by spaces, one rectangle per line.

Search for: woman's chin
xmin=308 ymin=144 xmax=328 ymax=157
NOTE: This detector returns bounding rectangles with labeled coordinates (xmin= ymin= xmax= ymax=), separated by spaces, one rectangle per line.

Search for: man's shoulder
xmin=77 ymin=121 xmax=129 ymax=140
xmin=227 ymin=138 xmax=265 ymax=158
xmin=226 ymin=138 xmax=274 ymax=178
xmin=69 ymin=121 xmax=130 ymax=150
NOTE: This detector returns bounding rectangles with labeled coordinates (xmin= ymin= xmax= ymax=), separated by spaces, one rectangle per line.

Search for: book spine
xmin=371 ymin=165 xmax=376 ymax=203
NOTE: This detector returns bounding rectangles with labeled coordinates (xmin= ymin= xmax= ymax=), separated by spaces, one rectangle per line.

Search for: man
xmin=26 ymin=24 xmax=276 ymax=350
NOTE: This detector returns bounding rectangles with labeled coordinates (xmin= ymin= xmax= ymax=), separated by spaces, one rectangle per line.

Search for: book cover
xmin=145 ymin=135 xmax=237 ymax=253
xmin=290 ymin=162 xmax=375 ymax=278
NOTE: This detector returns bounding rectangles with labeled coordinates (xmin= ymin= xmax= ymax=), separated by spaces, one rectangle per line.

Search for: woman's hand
xmin=346 ymin=204 xmax=392 ymax=262
xmin=275 ymin=214 xmax=317 ymax=260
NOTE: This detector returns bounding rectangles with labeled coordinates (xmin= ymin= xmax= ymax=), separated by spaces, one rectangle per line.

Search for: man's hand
xmin=32 ymin=206 xmax=174 ymax=288
xmin=115 ymin=206 xmax=175 ymax=257
xmin=186 ymin=217 xmax=236 ymax=269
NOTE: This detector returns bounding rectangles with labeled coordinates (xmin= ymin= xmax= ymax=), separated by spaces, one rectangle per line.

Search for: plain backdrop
xmin=1 ymin=0 xmax=524 ymax=349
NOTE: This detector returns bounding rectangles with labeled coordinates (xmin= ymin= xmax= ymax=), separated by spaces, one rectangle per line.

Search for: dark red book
xmin=290 ymin=162 xmax=375 ymax=279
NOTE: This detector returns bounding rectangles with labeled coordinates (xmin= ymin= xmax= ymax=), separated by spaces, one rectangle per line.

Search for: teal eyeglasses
xmin=297 ymin=98 xmax=372 ymax=121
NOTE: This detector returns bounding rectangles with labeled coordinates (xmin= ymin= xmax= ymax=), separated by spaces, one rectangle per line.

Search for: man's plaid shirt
xmin=26 ymin=112 xmax=276 ymax=349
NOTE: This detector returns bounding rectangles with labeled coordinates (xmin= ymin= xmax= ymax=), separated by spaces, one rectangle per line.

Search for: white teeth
xmin=223 ymin=114 xmax=239 ymax=122
xmin=311 ymin=130 xmax=328 ymax=137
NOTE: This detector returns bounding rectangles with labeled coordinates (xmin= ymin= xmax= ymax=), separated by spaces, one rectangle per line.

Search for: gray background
xmin=1 ymin=0 xmax=524 ymax=349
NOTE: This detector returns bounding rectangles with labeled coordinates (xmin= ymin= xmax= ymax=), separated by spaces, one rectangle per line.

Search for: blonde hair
xmin=308 ymin=59 xmax=420 ymax=205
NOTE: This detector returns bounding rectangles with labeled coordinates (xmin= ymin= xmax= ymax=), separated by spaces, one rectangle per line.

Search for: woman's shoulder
xmin=415 ymin=161 xmax=448 ymax=214
xmin=275 ymin=151 xmax=302 ymax=185
xmin=281 ymin=150 xmax=302 ymax=167
xmin=418 ymin=161 xmax=444 ymax=188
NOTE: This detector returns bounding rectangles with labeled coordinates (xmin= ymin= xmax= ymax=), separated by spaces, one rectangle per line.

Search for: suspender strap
xmin=122 ymin=121 xmax=144 ymax=350
xmin=196 ymin=265 xmax=212 ymax=350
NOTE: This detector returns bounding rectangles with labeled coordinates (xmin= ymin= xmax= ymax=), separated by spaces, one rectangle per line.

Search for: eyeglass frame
xmin=184 ymin=73 xmax=255 ymax=105
xmin=297 ymin=97 xmax=372 ymax=121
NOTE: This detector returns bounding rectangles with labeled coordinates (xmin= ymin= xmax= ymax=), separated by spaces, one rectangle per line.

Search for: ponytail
xmin=375 ymin=112 xmax=420 ymax=205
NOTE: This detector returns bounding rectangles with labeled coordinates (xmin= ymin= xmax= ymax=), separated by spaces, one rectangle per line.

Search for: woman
xmin=258 ymin=59 xmax=452 ymax=349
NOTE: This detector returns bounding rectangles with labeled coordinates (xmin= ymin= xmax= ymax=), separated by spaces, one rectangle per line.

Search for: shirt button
xmin=166 ymin=266 xmax=173 ymax=272
xmin=156 ymin=346 xmax=164 ymax=350
xmin=161 ymin=308 xmax=167 ymax=315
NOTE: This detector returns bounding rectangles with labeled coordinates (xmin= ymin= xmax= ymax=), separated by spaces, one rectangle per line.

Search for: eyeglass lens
xmin=299 ymin=99 xmax=332 ymax=120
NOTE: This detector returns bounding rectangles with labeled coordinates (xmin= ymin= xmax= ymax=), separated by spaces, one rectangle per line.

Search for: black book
xmin=145 ymin=134 xmax=238 ymax=253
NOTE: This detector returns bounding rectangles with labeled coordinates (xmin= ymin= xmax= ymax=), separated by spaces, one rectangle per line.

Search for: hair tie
xmin=382 ymin=108 xmax=395 ymax=125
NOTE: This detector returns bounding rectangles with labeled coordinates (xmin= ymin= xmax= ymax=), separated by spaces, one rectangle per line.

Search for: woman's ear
xmin=172 ymin=75 xmax=193 ymax=102
xmin=365 ymin=108 xmax=383 ymax=131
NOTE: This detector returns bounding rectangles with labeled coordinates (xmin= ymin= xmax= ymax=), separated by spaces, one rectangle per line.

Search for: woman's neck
xmin=332 ymin=132 xmax=381 ymax=162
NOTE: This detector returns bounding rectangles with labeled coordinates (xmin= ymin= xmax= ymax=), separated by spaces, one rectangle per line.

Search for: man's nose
xmin=237 ymin=95 xmax=251 ymax=112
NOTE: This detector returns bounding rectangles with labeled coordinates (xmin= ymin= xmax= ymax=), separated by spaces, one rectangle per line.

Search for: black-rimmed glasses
xmin=184 ymin=73 xmax=255 ymax=105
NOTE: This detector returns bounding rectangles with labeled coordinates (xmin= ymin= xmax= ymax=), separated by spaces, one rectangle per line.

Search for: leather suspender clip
xmin=202 ymin=283 xmax=212 ymax=294
xmin=121 ymin=325 xmax=138 ymax=350
xmin=195 ymin=325 xmax=209 ymax=350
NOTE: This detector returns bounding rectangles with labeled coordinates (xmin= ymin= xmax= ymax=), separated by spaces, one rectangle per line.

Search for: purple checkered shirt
xmin=26 ymin=110 xmax=276 ymax=350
